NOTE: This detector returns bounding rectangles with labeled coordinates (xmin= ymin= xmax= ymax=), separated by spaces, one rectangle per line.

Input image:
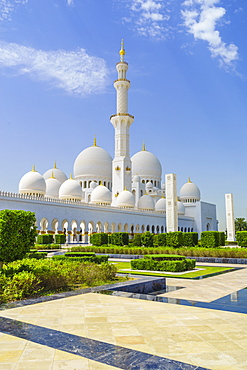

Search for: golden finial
xmin=31 ymin=165 xmax=36 ymax=172
xmin=124 ymin=186 xmax=127 ymax=191
xmin=50 ymin=172 xmax=55 ymax=179
xmin=69 ymin=173 xmax=73 ymax=180
xmin=119 ymin=39 xmax=125 ymax=61
xmin=99 ymin=181 xmax=102 ymax=186
xmin=142 ymin=142 xmax=146 ymax=151
xmin=54 ymin=161 xmax=57 ymax=169
xmin=188 ymin=177 xmax=192 ymax=183
xmin=93 ymin=136 xmax=97 ymax=146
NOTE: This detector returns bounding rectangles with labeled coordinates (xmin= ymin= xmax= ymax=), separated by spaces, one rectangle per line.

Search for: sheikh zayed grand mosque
xmin=0 ymin=42 xmax=218 ymax=242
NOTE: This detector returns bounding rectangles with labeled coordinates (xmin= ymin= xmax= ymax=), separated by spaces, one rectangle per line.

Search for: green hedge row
xmin=36 ymin=234 xmax=66 ymax=245
xmin=131 ymin=258 xmax=196 ymax=272
xmin=145 ymin=254 xmax=186 ymax=261
xmin=201 ymin=231 xmax=225 ymax=248
xmin=34 ymin=244 xmax=61 ymax=250
xmin=236 ymin=231 xmax=247 ymax=247
xmin=52 ymin=255 xmax=108 ymax=263
xmin=70 ymin=245 xmax=247 ymax=258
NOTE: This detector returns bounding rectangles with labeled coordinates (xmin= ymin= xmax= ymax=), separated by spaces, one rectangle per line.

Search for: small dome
xmin=155 ymin=197 xmax=166 ymax=212
xmin=138 ymin=194 xmax=155 ymax=211
xmin=91 ymin=185 xmax=112 ymax=205
xmin=133 ymin=175 xmax=140 ymax=183
xmin=131 ymin=149 xmax=162 ymax=180
xmin=19 ymin=167 xmax=46 ymax=196
xmin=116 ymin=190 xmax=135 ymax=208
xmin=59 ymin=176 xmax=82 ymax=201
xmin=90 ymin=181 xmax=97 ymax=189
xmin=73 ymin=144 xmax=112 ymax=181
xmin=146 ymin=181 xmax=153 ymax=189
xmin=45 ymin=175 xmax=61 ymax=198
xmin=180 ymin=178 xmax=201 ymax=201
xmin=43 ymin=162 xmax=67 ymax=184
xmin=178 ymin=200 xmax=185 ymax=215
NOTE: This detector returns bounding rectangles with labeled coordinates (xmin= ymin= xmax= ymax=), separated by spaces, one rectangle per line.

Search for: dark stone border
xmin=0 ymin=316 xmax=209 ymax=370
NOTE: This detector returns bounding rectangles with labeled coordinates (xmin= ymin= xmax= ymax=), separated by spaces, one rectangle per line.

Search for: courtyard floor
xmin=1 ymin=265 xmax=247 ymax=369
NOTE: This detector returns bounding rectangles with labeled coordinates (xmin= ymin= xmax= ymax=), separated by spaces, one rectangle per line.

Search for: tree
xmin=235 ymin=218 xmax=247 ymax=232
xmin=0 ymin=210 xmax=37 ymax=269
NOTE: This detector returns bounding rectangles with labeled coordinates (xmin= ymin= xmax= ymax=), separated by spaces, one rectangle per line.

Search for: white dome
xmin=59 ymin=177 xmax=82 ymax=201
xmin=45 ymin=176 xmax=61 ymax=198
xmin=91 ymin=185 xmax=112 ymax=205
xmin=155 ymin=197 xmax=166 ymax=212
xmin=73 ymin=145 xmax=112 ymax=181
xmin=146 ymin=181 xmax=153 ymax=189
xmin=90 ymin=181 xmax=97 ymax=189
xmin=131 ymin=149 xmax=162 ymax=181
xmin=178 ymin=200 xmax=185 ymax=215
xmin=43 ymin=164 xmax=67 ymax=184
xmin=180 ymin=178 xmax=201 ymax=201
xmin=138 ymin=194 xmax=155 ymax=211
xmin=116 ymin=190 xmax=135 ymax=208
xmin=133 ymin=175 xmax=140 ymax=183
xmin=19 ymin=168 xmax=46 ymax=196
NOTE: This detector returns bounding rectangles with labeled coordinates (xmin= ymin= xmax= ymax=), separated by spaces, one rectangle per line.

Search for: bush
xmin=0 ymin=210 xmax=36 ymax=267
xmin=53 ymin=254 xmax=108 ymax=264
xmin=166 ymin=232 xmax=183 ymax=247
xmin=132 ymin=234 xmax=142 ymax=247
xmin=218 ymin=232 xmax=225 ymax=246
xmin=90 ymin=233 xmax=108 ymax=246
xmin=236 ymin=231 xmax=247 ymax=247
xmin=55 ymin=234 xmax=66 ymax=244
xmin=26 ymin=251 xmax=47 ymax=259
xmin=36 ymin=234 xmax=54 ymax=244
xmin=200 ymin=231 xmax=219 ymax=248
xmin=131 ymin=258 xmax=195 ymax=272
xmin=1 ymin=271 xmax=41 ymax=302
xmin=144 ymin=254 xmax=185 ymax=261
xmin=111 ymin=233 xmax=129 ymax=246
xmin=183 ymin=232 xmax=198 ymax=247
xmin=34 ymin=244 xmax=61 ymax=250
xmin=141 ymin=232 xmax=154 ymax=248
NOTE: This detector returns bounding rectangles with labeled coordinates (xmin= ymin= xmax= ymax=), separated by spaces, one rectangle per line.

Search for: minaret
xmin=110 ymin=40 xmax=134 ymax=205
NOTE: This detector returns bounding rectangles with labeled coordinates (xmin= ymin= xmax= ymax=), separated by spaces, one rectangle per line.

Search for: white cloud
xmin=125 ymin=0 xmax=170 ymax=40
xmin=0 ymin=41 xmax=109 ymax=96
xmin=181 ymin=0 xmax=239 ymax=67
xmin=0 ymin=0 xmax=28 ymax=21
xmin=67 ymin=0 xmax=74 ymax=6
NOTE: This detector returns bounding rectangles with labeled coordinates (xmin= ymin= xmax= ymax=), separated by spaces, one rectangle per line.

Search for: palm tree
xmin=235 ymin=218 xmax=247 ymax=231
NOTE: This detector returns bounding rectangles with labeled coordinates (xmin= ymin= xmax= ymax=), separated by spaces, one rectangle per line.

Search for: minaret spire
xmin=110 ymin=41 xmax=134 ymax=204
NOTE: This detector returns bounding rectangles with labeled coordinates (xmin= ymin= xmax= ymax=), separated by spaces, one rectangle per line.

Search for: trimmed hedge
xmin=64 ymin=252 xmax=96 ymax=257
xmin=55 ymin=234 xmax=66 ymax=244
xmin=236 ymin=231 xmax=247 ymax=247
xmin=111 ymin=233 xmax=129 ymax=246
xmin=90 ymin=233 xmax=108 ymax=246
xmin=200 ymin=231 xmax=219 ymax=248
xmin=218 ymin=232 xmax=226 ymax=246
xmin=144 ymin=254 xmax=185 ymax=261
xmin=153 ymin=233 xmax=167 ymax=247
xmin=166 ymin=231 xmax=184 ymax=247
xmin=52 ymin=255 xmax=108 ymax=263
xmin=132 ymin=234 xmax=142 ymax=247
xmin=183 ymin=232 xmax=198 ymax=247
xmin=36 ymin=234 xmax=54 ymax=244
xmin=26 ymin=251 xmax=48 ymax=259
xmin=141 ymin=231 xmax=154 ymax=248
xmin=131 ymin=258 xmax=196 ymax=272
xmin=34 ymin=244 xmax=61 ymax=250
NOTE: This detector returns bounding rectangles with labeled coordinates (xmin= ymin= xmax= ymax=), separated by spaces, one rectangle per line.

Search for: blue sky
xmin=0 ymin=0 xmax=246 ymax=231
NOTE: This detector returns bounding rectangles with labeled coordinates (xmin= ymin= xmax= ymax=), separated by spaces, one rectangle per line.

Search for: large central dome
xmin=73 ymin=144 xmax=112 ymax=186
xmin=131 ymin=149 xmax=162 ymax=184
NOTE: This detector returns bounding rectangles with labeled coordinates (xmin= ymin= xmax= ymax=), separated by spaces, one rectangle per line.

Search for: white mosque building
xmin=0 ymin=42 xmax=218 ymax=242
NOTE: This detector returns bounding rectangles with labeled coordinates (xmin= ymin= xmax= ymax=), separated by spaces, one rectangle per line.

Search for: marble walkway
xmin=1 ymin=266 xmax=247 ymax=369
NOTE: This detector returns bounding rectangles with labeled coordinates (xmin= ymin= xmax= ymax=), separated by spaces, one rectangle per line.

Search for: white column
xmin=166 ymin=173 xmax=178 ymax=232
xmin=225 ymin=193 xmax=235 ymax=241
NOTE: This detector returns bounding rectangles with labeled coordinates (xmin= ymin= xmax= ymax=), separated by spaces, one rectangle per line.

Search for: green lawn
xmin=113 ymin=261 xmax=235 ymax=279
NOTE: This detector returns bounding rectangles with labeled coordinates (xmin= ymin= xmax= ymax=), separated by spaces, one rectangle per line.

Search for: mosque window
xmin=147 ymin=225 xmax=150 ymax=231
xmin=140 ymin=190 xmax=143 ymax=196
xmin=184 ymin=227 xmax=187 ymax=232
xmin=191 ymin=228 xmax=193 ymax=232
xmin=181 ymin=227 xmax=183 ymax=232
xmin=104 ymin=181 xmax=106 ymax=186
xmin=84 ymin=181 xmax=87 ymax=188
xmin=154 ymin=181 xmax=156 ymax=186
xmin=161 ymin=226 xmax=164 ymax=233
xmin=188 ymin=227 xmax=190 ymax=232
xmin=142 ymin=180 xmax=145 ymax=184
xmin=178 ymin=227 xmax=180 ymax=231
xmin=156 ymin=226 xmax=159 ymax=233
xmin=80 ymin=181 xmax=82 ymax=187
xmin=151 ymin=225 xmax=155 ymax=233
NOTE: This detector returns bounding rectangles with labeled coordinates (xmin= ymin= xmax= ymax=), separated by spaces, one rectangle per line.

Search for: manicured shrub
xmin=26 ymin=251 xmax=47 ymax=259
xmin=236 ymin=231 xmax=247 ymax=247
xmin=218 ymin=232 xmax=225 ymax=246
xmin=111 ymin=233 xmax=129 ymax=246
xmin=37 ymin=234 xmax=54 ymax=244
xmin=90 ymin=233 xmax=108 ymax=246
xmin=132 ymin=234 xmax=142 ymax=247
xmin=0 ymin=210 xmax=37 ymax=268
xmin=200 ymin=231 xmax=219 ymax=248
xmin=131 ymin=258 xmax=195 ymax=272
xmin=183 ymin=232 xmax=198 ymax=247
xmin=55 ymin=234 xmax=66 ymax=244
xmin=144 ymin=254 xmax=185 ymax=261
xmin=53 ymin=254 xmax=108 ymax=264
xmin=141 ymin=231 xmax=154 ymax=248
xmin=34 ymin=244 xmax=61 ymax=250
xmin=166 ymin=231 xmax=183 ymax=247
xmin=1 ymin=271 xmax=41 ymax=302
